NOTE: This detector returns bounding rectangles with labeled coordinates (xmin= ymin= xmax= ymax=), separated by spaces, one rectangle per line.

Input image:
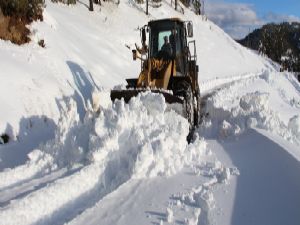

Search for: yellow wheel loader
xmin=111 ymin=18 xmax=201 ymax=140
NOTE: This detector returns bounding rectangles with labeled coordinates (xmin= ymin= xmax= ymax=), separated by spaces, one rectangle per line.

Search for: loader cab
xmin=148 ymin=19 xmax=188 ymax=76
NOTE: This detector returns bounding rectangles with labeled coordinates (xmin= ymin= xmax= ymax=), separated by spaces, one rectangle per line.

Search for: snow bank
xmin=0 ymin=91 xmax=208 ymax=225
xmin=90 ymin=91 xmax=191 ymax=177
xmin=85 ymin=91 xmax=208 ymax=178
xmin=39 ymin=90 xmax=208 ymax=178
xmin=200 ymin=71 xmax=300 ymax=146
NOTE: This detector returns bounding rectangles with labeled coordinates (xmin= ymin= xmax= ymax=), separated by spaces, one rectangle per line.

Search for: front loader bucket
xmin=111 ymin=89 xmax=183 ymax=104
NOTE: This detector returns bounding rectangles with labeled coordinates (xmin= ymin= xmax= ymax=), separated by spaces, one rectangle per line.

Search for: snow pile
xmin=5 ymin=90 xmax=205 ymax=179
xmin=1 ymin=90 xmax=208 ymax=191
xmin=88 ymin=91 xmax=208 ymax=178
xmin=41 ymin=98 xmax=93 ymax=167
xmin=193 ymin=161 xmax=239 ymax=184
xmin=42 ymin=90 xmax=209 ymax=178
xmin=0 ymin=91 xmax=212 ymax=225
xmin=201 ymin=71 xmax=300 ymax=146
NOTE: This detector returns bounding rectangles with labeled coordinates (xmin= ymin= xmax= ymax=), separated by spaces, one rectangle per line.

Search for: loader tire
xmin=194 ymin=90 xmax=201 ymax=127
xmin=174 ymin=81 xmax=194 ymax=131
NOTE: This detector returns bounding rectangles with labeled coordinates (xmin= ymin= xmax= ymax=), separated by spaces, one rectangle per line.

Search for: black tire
xmin=174 ymin=81 xmax=195 ymax=131
xmin=194 ymin=90 xmax=201 ymax=127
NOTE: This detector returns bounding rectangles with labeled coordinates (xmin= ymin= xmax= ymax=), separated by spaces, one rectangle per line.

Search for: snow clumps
xmin=28 ymin=90 xmax=207 ymax=179
xmin=0 ymin=90 xmax=208 ymax=195
xmin=166 ymin=207 xmax=174 ymax=223
xmin=288 ymin=115 xmax=300 ymax=140
xmin=201 ymin=73 xmax=300 ymax=146
xmin=89 ymin=91 xmax=206 ymax=178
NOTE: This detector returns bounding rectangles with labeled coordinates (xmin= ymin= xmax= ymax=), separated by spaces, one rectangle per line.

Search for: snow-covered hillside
xmin=0 ymin=0 xmax=270 ymax=137
xmin=0 ymin=0 xmax=300 ymax=225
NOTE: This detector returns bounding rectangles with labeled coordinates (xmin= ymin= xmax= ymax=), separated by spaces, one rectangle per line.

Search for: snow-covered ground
xmin=0 ymin=0 xmax=300 ymax=225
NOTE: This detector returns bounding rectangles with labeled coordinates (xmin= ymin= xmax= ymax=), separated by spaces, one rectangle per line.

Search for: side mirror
xmin=132 ymin=50 xmax=137 ymax=61
xmin=142 ymin=28 xmax=146 ymax=45
xmin=187 ymin=22 xmax=193 ymax=37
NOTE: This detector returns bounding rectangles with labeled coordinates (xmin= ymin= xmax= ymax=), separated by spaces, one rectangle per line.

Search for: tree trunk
xmin=89 ymin=0 xmax=94 ymax=11
xmin=146 ymin=0 xmax=148 ymax=15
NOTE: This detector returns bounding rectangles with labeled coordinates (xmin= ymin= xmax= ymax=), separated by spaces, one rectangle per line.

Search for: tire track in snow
xmin=0 ymin=163 xmax=104 ymax=225
xmin=0 ymin=135 xmax=142 ymax=225
xmin=0 ymin=137 xmax=166 ymax=225
xmin=0 ymin=150 xmax=55 ymax=192
xmin=0 ymin=167 xmax=75 ymax=207
xmin=200 ymin=71 xmax=263 ymax=95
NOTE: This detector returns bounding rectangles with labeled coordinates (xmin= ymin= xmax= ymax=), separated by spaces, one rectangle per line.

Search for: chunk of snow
xmin=194 ymin=188 xmax=215 ymax=211
xmin=166 ymin=207 xmax=174 ymax=223
xmin=288 ymin=115 xmax=300 ymax=139
xmin=239 ymin=91 xmax=269 ymax=112
xmin=247 ymin=117 xmax=258 ymax=128
xmin=219 ymin=120 xmax=232 ymax=138
xmin=218 ymin=167 xmax=231 ymax=184
xmin=184 ymin=208 xmax=201 ymax=225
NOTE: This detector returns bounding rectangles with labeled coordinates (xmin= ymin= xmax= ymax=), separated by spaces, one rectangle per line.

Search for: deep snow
xmin=0 ymin=0 xmax=300 ymax=225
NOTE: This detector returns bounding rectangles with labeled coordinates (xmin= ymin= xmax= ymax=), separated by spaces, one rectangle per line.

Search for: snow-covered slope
xmin=1 ymin=1 xmax=300 ymax=225
xmin=0 ymin=0 xmax=270 ymax=138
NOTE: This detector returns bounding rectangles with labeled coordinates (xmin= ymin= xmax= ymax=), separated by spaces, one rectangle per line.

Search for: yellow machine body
xmin=137 ymin=59 xmax=176 ymax=89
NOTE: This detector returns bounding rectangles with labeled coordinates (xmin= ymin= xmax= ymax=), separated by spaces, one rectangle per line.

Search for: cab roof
xmin=148 ymin=18 xmax=184 ymax=27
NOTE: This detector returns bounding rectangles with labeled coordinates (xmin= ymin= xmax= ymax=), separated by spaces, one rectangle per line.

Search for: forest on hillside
xmin=239 ymin=22 xmax=300 ymax=74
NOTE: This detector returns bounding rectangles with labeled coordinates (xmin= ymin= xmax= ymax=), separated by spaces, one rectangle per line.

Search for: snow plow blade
xmin=110 ymin=89 xmax=184 ymax=104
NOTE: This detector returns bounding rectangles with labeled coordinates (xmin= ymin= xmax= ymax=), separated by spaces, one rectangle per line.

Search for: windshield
xmin=158 ymin=31 xmax=172 ymax=50
xmin=150 ymin=27 xmax=181 ymax=59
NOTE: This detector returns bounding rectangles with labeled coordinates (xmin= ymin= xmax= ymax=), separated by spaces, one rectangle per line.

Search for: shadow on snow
xmin=218 ymin=129 xmax=300 ymax=225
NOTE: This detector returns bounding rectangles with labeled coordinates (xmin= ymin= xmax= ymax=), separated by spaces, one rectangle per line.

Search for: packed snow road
xmin=0 ymin=71 xmax=300 ymax=225
xmin=210 ymin=129 xmax=300 ymax=225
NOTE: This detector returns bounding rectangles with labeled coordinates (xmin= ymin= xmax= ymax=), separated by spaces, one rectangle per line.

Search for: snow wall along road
xmin=0 ymin=91 xmax=214 ymax=225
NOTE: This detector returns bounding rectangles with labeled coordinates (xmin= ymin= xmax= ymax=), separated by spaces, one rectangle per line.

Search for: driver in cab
xmin=160 ymin=36 xmax=173 ymax=58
